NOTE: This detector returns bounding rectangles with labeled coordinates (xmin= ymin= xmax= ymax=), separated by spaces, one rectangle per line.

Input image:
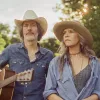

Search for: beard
xmin=25 ymin=32 xmax=38 ymax=41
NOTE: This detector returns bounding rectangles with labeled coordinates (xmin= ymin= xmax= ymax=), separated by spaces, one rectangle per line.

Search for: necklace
xmin=69 ymin=51 xmax=81 ymax=55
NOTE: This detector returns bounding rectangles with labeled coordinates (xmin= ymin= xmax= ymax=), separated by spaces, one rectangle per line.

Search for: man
xmin=0 ymin=10 xmax=53 ymax=100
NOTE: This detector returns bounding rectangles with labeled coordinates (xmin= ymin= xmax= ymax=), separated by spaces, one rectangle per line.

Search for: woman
xmin=43 ymin=21 xmax=100 ymax=100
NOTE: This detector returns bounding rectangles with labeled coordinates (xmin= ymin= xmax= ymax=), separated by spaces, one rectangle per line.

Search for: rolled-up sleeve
xmin=92 ymin=62 xmax=100 ymax=99
xmin=43 ymin=58 xmax=58 ymax=99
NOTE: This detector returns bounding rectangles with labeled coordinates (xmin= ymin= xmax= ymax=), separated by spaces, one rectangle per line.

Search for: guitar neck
xmin=0 ymin=74 xmax=17 ymax=89
xmin=0 ymin=68 xmax=33 ymax=89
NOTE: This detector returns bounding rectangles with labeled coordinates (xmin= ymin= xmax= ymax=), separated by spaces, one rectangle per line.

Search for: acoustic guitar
xmin=0 ymin=68 xmax=34 ymax=100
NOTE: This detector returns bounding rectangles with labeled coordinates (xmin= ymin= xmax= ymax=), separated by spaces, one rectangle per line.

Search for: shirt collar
xmin=63 ymin=54 xmax=96 ymax=60
xmin=37 ymin=43 xmax=48 ymax=55
xmin=19 ymin=42 xmax=46 ymax=55
xmin=38 ymin=47 xmax=47 ymax=55
xmin=19 ymin=42 xmax=24 ymax=48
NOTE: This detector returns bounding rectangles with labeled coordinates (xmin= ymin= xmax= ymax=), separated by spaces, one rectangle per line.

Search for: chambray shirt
xmin=43 ymin=56 xmax=100 ymax=100
xmin=0 ymin=43 xmax=54 ymax=100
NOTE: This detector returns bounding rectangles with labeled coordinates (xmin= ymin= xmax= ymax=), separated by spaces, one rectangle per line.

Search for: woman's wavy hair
xmin=58 ymin=32 xmax=95 ymax=78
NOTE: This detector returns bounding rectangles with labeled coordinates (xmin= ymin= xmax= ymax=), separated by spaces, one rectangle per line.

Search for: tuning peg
xmin=27 ymin=78 xmax=30 ymax=80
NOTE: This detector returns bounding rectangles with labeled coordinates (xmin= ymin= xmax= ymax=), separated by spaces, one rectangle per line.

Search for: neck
xmin=68 ymin=44 xmax=81 ymax=55
xmin=24 ymin=40 xmax=38 ymax=53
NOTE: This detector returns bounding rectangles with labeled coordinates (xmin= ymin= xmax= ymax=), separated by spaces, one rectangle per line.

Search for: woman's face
xmin=63 ymin=28 xmax=80 ymax=47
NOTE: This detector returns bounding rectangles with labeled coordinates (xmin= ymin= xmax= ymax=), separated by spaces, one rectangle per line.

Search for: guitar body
xmin=0 ymin=68 xmax=15 ymax=100
xmin=0 ymin=68 xmax=33 ymax=100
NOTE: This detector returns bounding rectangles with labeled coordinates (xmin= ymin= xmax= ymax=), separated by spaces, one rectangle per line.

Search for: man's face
xmin=22 ymin=20 xmax=38 ymax=41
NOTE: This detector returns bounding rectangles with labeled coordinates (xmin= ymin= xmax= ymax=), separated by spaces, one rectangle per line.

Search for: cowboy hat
xmin=15 ymin=10 xmax=47 ymax=37
xmin=53 ymin=21 xmax=93 ymax=48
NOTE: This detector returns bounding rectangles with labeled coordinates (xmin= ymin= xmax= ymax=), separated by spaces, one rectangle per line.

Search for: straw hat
xmin=15 ymin=10 xmax=48 ymax=36
xmin=53 ymin=21 xmax=93 ymax=48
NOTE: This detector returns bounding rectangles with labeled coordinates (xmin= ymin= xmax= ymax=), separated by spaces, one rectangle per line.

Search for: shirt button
xmin=25 ymin=82 xmax=27 ymax=85
xmin=21 ymin=82 xmax=24 ymax=85
xmin=24 ymin=96 xmax=26 ymax=99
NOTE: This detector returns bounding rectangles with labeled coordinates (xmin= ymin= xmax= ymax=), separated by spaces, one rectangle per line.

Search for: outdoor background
xmin=0 ymin=0 xmax=100 ymax=57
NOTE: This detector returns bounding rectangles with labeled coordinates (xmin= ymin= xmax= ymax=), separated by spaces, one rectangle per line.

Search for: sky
xmin=0 ymin=0 xmax=61 ymax=39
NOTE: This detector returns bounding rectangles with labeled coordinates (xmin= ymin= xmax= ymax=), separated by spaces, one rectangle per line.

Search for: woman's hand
xmin=47 ymin=94 xmax=63 ymax=100
xmin=82 ymin=94 xmax=99 ymax=100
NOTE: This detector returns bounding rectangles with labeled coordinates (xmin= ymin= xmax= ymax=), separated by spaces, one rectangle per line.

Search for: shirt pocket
xmin=56 ymin=75 xmax=71 ymax=90
xmin=82 ymin=75 xmax=98 ymax=98
xmin=34 ymin=61 xmax=46 ymax=78
xmin=56 ymin=76 xmax=75 ymax=99
xmin=9 ymin=58 xmax=25 ymax=71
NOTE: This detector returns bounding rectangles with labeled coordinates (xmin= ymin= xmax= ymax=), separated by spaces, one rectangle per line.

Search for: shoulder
xmin=49 ymin=56 xmax=60 ymax=68
xmin=40 ymin=47 xmax=54 ymax=63
xmin=48 ymin=56 xmax=61 ymax=76
xmin=51 ymin=56 xmax=60 ymax=63
xmin=40 ymin=47 xmax=53 ymax=54
xmin=96 ymin=58 xmax=100 ymax=72
xmin=40 ymin=47 xmax=54 ymax=59
xmin=2 ymin=43 xmax=21 ymax=53
xmin=91 ymin=56 xmax=100 ymax=74
xmin=6 ymin=43 xmax=21 ymax=49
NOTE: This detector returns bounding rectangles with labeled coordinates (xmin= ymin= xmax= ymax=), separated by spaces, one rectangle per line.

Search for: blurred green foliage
xmin=40 ymin=38 xmax=60 ymax=56
xmin=55 ymin=0 xmax=100 ymax=57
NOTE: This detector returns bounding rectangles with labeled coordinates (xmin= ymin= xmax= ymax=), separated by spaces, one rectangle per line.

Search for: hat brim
xmin=15 ymin=17 xmax=47 ymax=35
xmin=53 ymin=21 xmax=93 ymax=48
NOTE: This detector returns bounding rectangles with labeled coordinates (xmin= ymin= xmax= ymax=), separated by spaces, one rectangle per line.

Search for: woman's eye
xmin=63 ymin=31 xmax=66 ymax=34
xmin=69 ymin=30 xmax=74 ymax=33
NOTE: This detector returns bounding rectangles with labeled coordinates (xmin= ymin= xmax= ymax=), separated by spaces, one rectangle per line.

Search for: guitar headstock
xmin=16 ymin=68 xmax=34 ymax=82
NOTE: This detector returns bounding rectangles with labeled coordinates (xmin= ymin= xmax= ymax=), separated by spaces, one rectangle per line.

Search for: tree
xmin=0 ymin=34 xmax=6 ymax=53
xmin=55 ymin=0 xmax=100 ymax=57
xmin=0 ymin=23 xmax=20 ymax=52
xmin=40 ymin=38 xmax=60 ymax=56
xmin=0 ymin=23 xmax=11 ymax=51
xmin=10 ymin=26 xmax=20 ymax=44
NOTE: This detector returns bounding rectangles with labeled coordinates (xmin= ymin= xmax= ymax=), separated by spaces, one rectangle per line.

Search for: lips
xmin=65 ymin=39 xmax=71 ymax=41
xmin=26 ymin=32 xmax=34 ymax=35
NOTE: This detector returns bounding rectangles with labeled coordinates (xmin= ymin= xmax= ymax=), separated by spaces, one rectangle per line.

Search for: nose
xmin=28 ymin=25 xmax=32 ymax=30
xmin=64 ymin=31 xmax=69 ymax=37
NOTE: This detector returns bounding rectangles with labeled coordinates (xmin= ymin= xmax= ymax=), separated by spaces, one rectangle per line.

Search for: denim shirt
xmin=0 ymin=43 xmax=54 ymax=100
xmin=43 ymin=56 xmax=100 ymax=100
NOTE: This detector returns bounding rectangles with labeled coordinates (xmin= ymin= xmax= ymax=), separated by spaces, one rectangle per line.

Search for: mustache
xmin=26 ymin=31 xmax=35 ymax=34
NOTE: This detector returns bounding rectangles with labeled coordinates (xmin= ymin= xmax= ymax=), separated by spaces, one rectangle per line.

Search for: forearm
xmin=47 ymin=94 xmax=63 ymax=100
xmin=83 ymin=94 xmax=99 ymax=100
